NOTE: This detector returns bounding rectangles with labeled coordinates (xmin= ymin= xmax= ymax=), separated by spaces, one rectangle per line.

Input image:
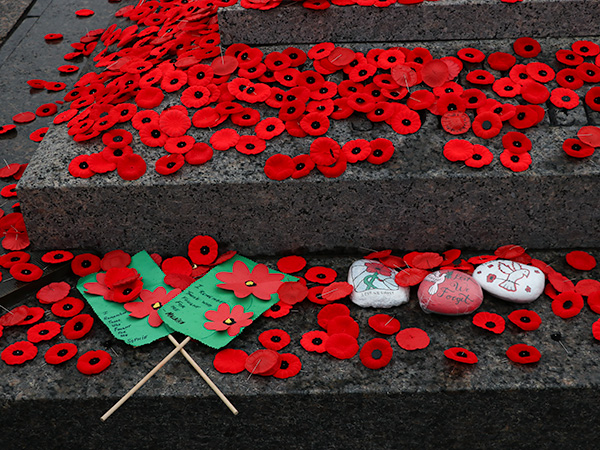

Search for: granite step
xmin=17 ymin=35 xmax=600 ymax=257
xmin=219 ymin=0 xmax=600 ymax=46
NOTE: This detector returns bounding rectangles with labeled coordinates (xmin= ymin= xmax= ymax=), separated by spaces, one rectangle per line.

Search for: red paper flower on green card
xmin=216 ymin=260 xmax=284 ymax=300
xmin=204 ymin=303 xmax=253 ymax=336
xmin=124 ymin=287 xmax=182 ymax=327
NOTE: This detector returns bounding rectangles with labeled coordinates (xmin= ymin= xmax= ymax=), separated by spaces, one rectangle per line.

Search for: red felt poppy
xmin=44 ymin=343 xmax=78 ymax=365
xmin=492 ymin=77 xmax=521 ymax=98
xmin=443 ymin=139 xmax=474 ymax=162
xmin=562 ymin=138 xmax=594 ymax=158
xmin=472 ymin=112 xmax=502 ymax=139
xmin=245 ymin=349 xmax=281 ymax=376
xmin=277 ymin=255 xmax=307 ymax=274
xmin=51 ymin=297 xmax=85 ymax=318
xmin=117 ymin=154 xmax=146 ymax=180
xmin=259 ymin=329 xmax=291 ymax=351
xmin=63 ymin=313 xmax=94 ymax=340
xmin=508 ymin=105 xmax=540 ymax=129
xmin=466 ymin=70 xmax=495 ymax=86
xmin=213 ymin=349 xmax=248 ymax=374
xmin=13 ymin=111 xmax=36 ymax=123
xmin=77 ymin=350 xmax=111 ymax=375
xmin=321 ymin=282 xmax=353 ymax=302
xmin=326 ymin=333 xmax=359 ymax=360
xmin=41 ymin=250 xmax=74 ymax=264
xmin=588 ymin=292 xmax=600 ymax=314
xmin=507 ymin=310 xmax=541 ymax=331
xmin=444 ymin=347 xmax=478 ymax=364
xmin=0 ymin=305 xmax=29 ymax=326
xmin=502 ymin=132 xmax=532 ymax=154
xmin=0 ymin=183 xmax=16 ymax=198
xmin=27 ymin=321 xmax=61 ymax=343
xmin=263 ymin=300 xmax=293 ymax=319
xmin=29 ymin=127 xmax=49 ymax=142
xmin=300 ymin=112 xmax=330 ymax=136
xmin=395 ymin=328 xmax=430 ymax=351
xmin=1 ymin=340 xmax=37 ymax=365
xmin=0 ymin=251 xmax=30 ymax=269
xmin=555 ymin=68 xmax=583 ymax=90
xmin=37 ymin=281 xmax=71 ymax=304
xmin=341 ymin=139 xmax=371 ymax=163
xmin=575 ymin=279 xmax=600 ymax=297
xmin=360 ymin=338 xmax=393 ymax=370
xmin=305 ymin=266 xmax=337 ymax=284
xmin=45 ymin=81 xmax=66 ymax=91
xmin=326 ymin=315 xmax=359 ymax=338
xmin=187 ymin=235 xmax=218 ymax=266
xmin=472 ymin=312 xmax=505 ymax=334
xmin=578 ymin=126 xmax=600 ymax=147
xmin=367 ymin=138 xmax=394 ymax=165
xmin=572 ymin=40 xmax=600 ymax=57
xmin=441 ymin=111 xmax=471 ymax=135
xmin=390 ymin=107 xmax=421 ymax=135
xmin=185 ymin=143 xmax=213 ymax=166
xmin=394 ymin=267 xmax=430 ymax=286
xmin=235 ymin=135 xmax=266 ymax=155
xmin=547 ymin=270 xmax=575 ymax=293
xmin=264 ymin=154 xmax=294 ymax=181
xmin=576 ymin=63 xmax=600 ymax=83
xmin=404 ymin=252 xmax=443 ymax=270
xmin=135 ymin=87 xmax=164 ymax=109
xmin=277 ymin=281 xmax=308 ymax=305
xmin=513 ymin=37 xmax=541 ymax=58
xmin=35 ymin=103 xmax=58 ymax=117
xmin=75 ymin=9 xmax=94 ymax=17
xmin=273 ymin=353 xmax=302 ymax=379
xmin=457 ymin=47 xmax=485 ymax=63
xmin=17 ymin=306 xmax=44 ymax=326
xmin=550 ymin=88 xmax=579 ymax=109
xmin=487 ymin=52 xmax=516 ymax=71
xmin=0 ymin=124 xmax=16 ymax=135
xmin=45 ymin=33 xmax=63 ymax=41
xmin=506 ymin=344 xmax=540 ymax=364
xmin=255 ymin=117 xmax=284 ymax=141
xmin=584 ymin=87 xmax=600 ymax=112
xmin=100 ymin=250 xmax=131 ymax=272
xmin=593 ymin=319 xmax=600 ymax=341
xmin=71 ymin=253 xmax=101 ymax=277
xmin=552 ymin=291 xmax=584 ymax=319
xmin=368 ymin=314 xmax=400 ymax=335
xmin=500 ymin=150 xmax=532 ymax=172
xmin=10 ymin=263 xmax=43 ymax=282
xmin=465 ymin=144 xmax=493 ymax=168
xmin=566 ymin=251 xmax=596 ymax=271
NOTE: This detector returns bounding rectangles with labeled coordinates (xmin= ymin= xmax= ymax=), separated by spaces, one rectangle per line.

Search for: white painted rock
xmin=347 ymin=259 xmax=409 ymax=308
xmin=418 ymin=270 xmax=483 ymax=315
xmin=472 ymin=259 xmax=544 ymax=303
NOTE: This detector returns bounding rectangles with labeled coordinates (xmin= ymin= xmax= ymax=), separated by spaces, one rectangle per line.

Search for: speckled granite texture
xmin=219 ymin=0 xmax=600 ymax=46
xmin=18 ymin=36 xmax=600 ymax=256
xmin=1 ymin=251 xmax=600 ymax=449
xmin=0 ymin=0 xmax=33 ymax=45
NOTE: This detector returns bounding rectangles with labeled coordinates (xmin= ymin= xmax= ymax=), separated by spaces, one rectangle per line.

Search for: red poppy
xmin=472 ymin=312 xmax=505 ymax=334
xmin=45 ymin=33 xmax=63 ymax=41
xmin=521 ymin=81 xmax=550 ymax=104
xmin=185 ymin=143 xmax=213 ymax=166
xmin=17 ymin=307 xmax=44 ymax=326
xmin=27 ymin=321 xmax=61 ymax=343
xmin=441 ymin=111 xmax=471 ymax=135
xmin=51 ymin=297 xmax=85 ymax=318
xmin=0 ymin=251 xmax=30 ymax=268
xmin=575 ymin=279 xmax=600 ymax=297
xmin=368 ymin=314 xmax=400 ymax=335
xmin=325 ymin=333 xmax=359 ymax=360
xmin=155 ymin=154 xmax=184 ymax=175
xmin=566 ymin=250 xmax=596 ymax=271
xmin=213 ymin=349 xmax=248 ymax=374
xmin=263 ymin=301 xmax=293 ymax=319
xmin=395 ymin=328 xmax=430 ymax=350
xmin=457 ymin=47 xmax=485 ymax=63
xmin=264 ymin=154 xmax=294 ymax=180
xmin=556 ymin=68 xmax=583 ymax=90
xmin=235 ymin=136 xmax=266 ymax=155
xmin=216 ymin=261 xmax=284 ymax=301
xmin=572 ymin=40 xmax=600 ymax=57
xmin=578 ymin=125 xmax=600 ymax=147
xmin=466 ymin=70 xmax=495 ymax=85
xmin=41 ymin=250 xmax=74 ymax=264
xmin=245 ymin=349 xmax=282 ymax=378
xmin=508 ymin=105 xmax=540 ymax=129
xmin=507 ymin=310 xmax=541 ymax=331
xmin=550 ymin=88 xmax=579 ymax=109
xmin=35 ymin=103 xmax=58 ymax=117
xmin=465 ymin=144 xmax=493 ymax=168
xmin=390 ymin=107 xmax=421 ymax=135
xmin=259 ymin=329 xmax=291 ymax=351
xmin=562 ymin=138 xmax=594 ymax=158
xmin=547 ymin=270 xmax=575 ymax=293
xmin=10 ymin=263 xmax=43 ymax=282
xmin=2 ymin=340 xmax=37 ymax=365
xmin=395 ymin=267 xmax=430 ymax=286
xmin=593 ymin=319 xmax=600 ymax=341
xmin=444 ymin=347 xmax=478 ymax=364
xmin=255 ymin=117 xmax=284 ymax=140
xmin=37 ymin=281 xmax=71 ymax=304
xmin=367 ymin=138 xmax=394 ymax=165
xmin=552 ymin=291 xmax=584 ymax=319
xmin=443 ymin=139 xmax=474 ymax=162
xmin=277 ymin=255 xmax=307 ymax=274
xmin=513 ymin=37 xmax=541 ymax=58
xmin=68 ymin=155 xmax=94 ymax=179
xmin=300 ymin=112 xmax=330 ymax=136
xmin=77 ymin=350 xmax=112 ymax=375
xmin=316 ymin=303 xmax=350 ymax=329
xmin=273 ymin=353 xmax=302 ymax=379
xmin=576 ymin=63 xmax=600 ymax=83
xmin=360 ymin=338 xmax=393 ymax=370
xmin=506 ymin=344 xmax=540 ymax=364
xmin=472 ymin=112 xmax=502 ymax=139
xmin=44 ymin=343 xmax=78 ymax=365
xmin=63 ymin=314 xmax=94 ymax=340
xmin=502 ymin=132 xmax=532 ymax=154
xmin=71 ymin=253 xmax=101 ymax=277
xmin=305 ymin=266 xmax=337 ymax=284
xmin=500 ymin=150 xmax=532 ymax=172
xmin=326 ymin=315 xmax=359 ymax=338
xmin=277 ymin=281 xmax=308 ymax=305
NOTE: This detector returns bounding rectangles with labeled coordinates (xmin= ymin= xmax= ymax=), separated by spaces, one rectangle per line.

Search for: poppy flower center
xmin=566 ymin=76 xmax=574 ymax=82
xmin=243 ymin=114 xmax=251 ymax=120
xmin=587 ymin=70 xmax=595 ymax=76
xmin=245 ymin=280 xmax=257 ymax=287
xmin=287 ymin=106 xmax=296 ymax=114
xmin=572 ymin=144 xmax=581 ymax=150
xmin=89 ymin=357 xmax=100 ymax=365
xmin=504 ymin=86 xmax=513 ymax=91
xmin=271 ymin=336 xmax=281 ymax=342
xmin=266 ymin=125 xmax=275 ymax=131
xmin=306 ymin=77 xmax=315 ymax=84
xmin=123 ymin=288 xmax=132 ymax=295
xmin=289 ymin=53 xmax=298 ymax=59
xmin=177 ymin=141 xmax=186 ymax=148
xmin=351 ymin=147 xmax=362 ymax=154
xmin=296 ymin=163 xmax=305 ymax=170
xmin=64 ymin=304 xmax=73 ymax=310
xmin=311 ymin=121 xmax=321 ymax=129
xmin=151 ymin=130 xmax=161 ymax=138
xmin=373 ymin=149 xmax=383 ymax=157
xmin=170 ymin=78 xmax=179 ymax=85
xmin=166 ymin=162 xmax=176 ymax=168
xmin=456 ymin=351 xmax=467 ymax=358
xmin=74 ymin=322 xmax=83 ymax=331
xmin=477 ymin=75 xmax=485 ymax=80
xmin=485 ymin=321 xmax=496 ymax=328
xmin=447 ymin=103 xmax=457 ymax=111
xmin=200 ymin=246 xmax=210 ymax=255
xmin=481 ymin=120 xmax=492 ymax=130
xmin=39 ymin=329 xmax=49 ymax=335
xmin=511 ymin=155 xmax=520 ymax=163
xmin=513 ymin=141 xmax=522 ymax=147
xmin=224 ymin=318 xmax=235 ymax=325
xmin=152 ymin=301 xmax=162 ymax=310
xmin=520 ymin=316 xmax=531 ymax=323
xmin=79 ymin=162 xmax=89 ymax=169
xmin=581 ymin=46 xmax=589 ymax=52
xmin=465 ymin=53 xmax=473 ymax=58
xmin=468 ymin=97 xmax=478 ymax=104
xmin=24 ymin=315 xmax=33 ymax=321
xmin=348 ymin=87 xmax=357 ymax=93
xmin=22 ymin=269 xmax=31 ymax=275
xmin=284 ymin=75 xmax=293 ymax=81
xmin=13 ymin=350 xmax=23 ymax=356
xmin=312 ymin=338 xmax=322 ymax=345
xmin=246 ymin=144 xmax=255 ymax=150
xmin=246 ymin=87 xmax=255 ymax=94
xmin=519 ymin=73 xmax=528 ymax=79
xmin=518 ymin=351 xmax=530 ymax=357
xmin=113 ymin=149 xmax=123 ymax=157
xmin=319 ymin=87 xmax=328 ymax=94
xmin=472 ymin=154 xmax=482 ymax=160
xmin=57 ymin=349 xmax=68 ymax=357
xmin=194 ymin=91 xmax=204 ymax=98
xmin=142 ymin=117 xmax=151 ymax=124
xmin=81 ymin=260 xmax=91 ymax=268
xmin=402 ymin=119 xmax=411 ymax=126
xmin=316 ymin=273 xmax=326 ymax=279
xmin=517 ymin=112 xmax=526 ymax=120
xmin=371 ymin=349 xmax=383 ymax=360
xmin=594 ymin=97 xmax=600 ymax=104
xmin=11 ymin=257 xmax=19 ymax=261
xmin=539 ymin=70 xmax=547 ymax=77
xmin=414 ymin=57 xmax=423 ymax=64
xmin=563 ymin=300 xmax=573 ymax=309
xmin=562 ymin=96 xmax=571 ymax=102
xmin=359 ymin=70 xmax=367 ymax=77
xmin=280 ymin=360 xmax=289 ymax=370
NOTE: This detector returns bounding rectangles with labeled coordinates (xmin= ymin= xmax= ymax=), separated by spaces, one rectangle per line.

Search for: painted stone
xmin=418 ymin=270 xmax=483 ymax=315
xmin=472 ymin=259 xmax=544 ymax=303
xmin=347 ymin=259 xmax=409 ymax=308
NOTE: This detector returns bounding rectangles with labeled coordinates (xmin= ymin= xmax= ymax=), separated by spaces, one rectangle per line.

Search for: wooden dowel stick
xmin=101 ymin=336 xmax=191 ymax=422
xmin=166 ymin=334 xmax=238 ymax=415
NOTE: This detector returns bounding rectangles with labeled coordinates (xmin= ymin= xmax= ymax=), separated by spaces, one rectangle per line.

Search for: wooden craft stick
xmin=101 ymin=336 xmax=191 ymax=421
xmin=166 ymin=334 xmax=238 ymax=415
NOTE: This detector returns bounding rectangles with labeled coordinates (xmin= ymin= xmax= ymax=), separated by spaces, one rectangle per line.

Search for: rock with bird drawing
xmin=472 ymin=259 xmax=545 ymax=303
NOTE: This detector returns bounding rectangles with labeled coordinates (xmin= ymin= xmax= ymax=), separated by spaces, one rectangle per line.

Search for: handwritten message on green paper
xmin=76 ymin=251 xmax=174 ymax=347
xmin=159 ymin=255 xmax=296 ymax=349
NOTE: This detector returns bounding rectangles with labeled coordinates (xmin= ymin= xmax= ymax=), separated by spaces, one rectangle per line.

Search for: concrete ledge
xmin=219 ymin=0 xmax=600 ymax=46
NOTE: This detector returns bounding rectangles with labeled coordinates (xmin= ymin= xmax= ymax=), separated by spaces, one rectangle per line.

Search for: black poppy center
xmin=356 ymin=98 xmax=365 ymax=104
xmin=472 ymin=154 xmax=482 ymax=160
xmin=485 ymin=321 xmax=496 ymax=328
xmin=511 ymin=155 xmax=520 ymax=163
xmin=580 ymin=46 xmax=589 ymax=52
xmin=79 ymin=162 xmax=89 ymax=170
xmin=477 ymin=75 xmax=485 ymax=80
xmin=468 ymin=97 xmax=478 ymax=104
xmin=457 ymin=351 xmax=467 ymax=358
xmin=359 ymin=70 xmax=367 ymax=77
xmin=271 ymin=304 xmax=281 ymax=312
xmin=594 ymin=97 xmax=600 ymax=104
xmin=519 ymin=73 xmax=528 ymax=80
xmin=402 ymin=119 xmax=411 ymax=126
xmin=296 ymin=163 xmax=305 ymax=171
xmin=563 ymin=300 xmax=573 ymax=309
xmin=524 ymin=45 xmax=534 ymax=51
xmin=566 ymin=54 xmax=575 ymax=60
xmin=312 ymin=338 xmax=322 ymax=345
xmin=481 ymin=120 xmax=492 ymax=130
xmin=200 ymin=245 xmax=210 ymax=255
xmin=348 ymin=86 xmax=357 ymax=93
xmin=414 ymin=57 xmax=423 ymax=64
xmin=142 ymin=117 xmax=151 ymax=124
xmin=123 ymin=288 xmax=132 ymax=295
xmin=266 ymin=125 xmax=276 ymax=132
xmin=74 ymin=322 xmax=84 ymax=331
xmin=271 ymin=336 xmax=282 ymax=343
xmin=289 ymin=53 xmax=298 ymax=60
xmin=22 ymin=269 xmax=31 ymax=275
xmin=465 ymin=53 xmax=473 ymax=58
xmin=373 ymin=149 xmax=383 ymax=157
xmin=319 ymin=87 xmax=328 ymax=94
xmin=89 ymin=357 xmax=100 ymax=365
xmin=242 ymin=114 xmax=251 ymax=120
xmin=13 ymin=350 xmax=24 ymax=356
xmin=504 ymin=86 xmax=513 ymax=91
xmin=562 ymin=96 xmax=571 ymax=102
xmin=39 ymin=329 xmax=49 ymax=335
xmin=306 ymin=76 xmax=315 ymax=84
xmin=371 ymin=349 xmax=383 ymax=360
xmin=113 ymin=149 xmax=123 ymax=157
xmin=565 ymin=75 xmax=575 ymax=82
xmin=57 ymin=349 xmax=68 ymax=357
xmin=316 ymin=273 xmax=326 ymax=279
xmin=517 ymin=112 xmax=526 ymax=120
xmin=572 ymin=144 xmax=581 ymax=151
xmin=166 ymin=162 xmax=176 ymax=169
xmin=24 ymin=315 xmax=33 ymax=321
xmin=170 ymin=78 xmax=179 ymax=85
xmin=194 ymin=91 xmax=204 ymax=98
xmin=280 ymin=360 xmax=289 ymax=370
xmin=447 ymin=103 xmax=457 ymax=111
xmin=539 ymin=70 xmax=547 ymax=77
xmin=520 ymin=316 xmax=531 ymax=323
xmin=11 ymin=256 xmax=20 ymax=262
xmin=120 ymin=109 xmax=130 ymax=117
xmin=311 ymin=121 xmax=321 ymax=129
xmin=518 ymin=351 xmax=530 ymax=358
xmin=274 ymin=60 xmax=283 ymax=66
xmin=63 ymin=304 xmax=73 ymax=311
xmin=151 ymin=130 xmax=161 ymax=138
xmin=287 ymin=106 xmax=296 ymax=114
xmin=351 ymin=147 xmax=362 ymax=155
xmin=246 ymin=87 xmax=255 ymax=95
xmin=284 ymin=75 xmax=293 ymax=81
xmin=246 ymin=144 xmax=255 ymax=150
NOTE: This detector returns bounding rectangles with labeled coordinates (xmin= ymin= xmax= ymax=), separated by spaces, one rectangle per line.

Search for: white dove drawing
xmin=426 ymin=271 xmax=447 ymax=295
xmin=497 ymin=261 xmax=530 ymax=292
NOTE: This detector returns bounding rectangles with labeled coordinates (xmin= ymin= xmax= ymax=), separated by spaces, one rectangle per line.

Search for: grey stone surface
xmin=219 ymin=0 xmax=600 ymax=46
xmin=17 ymin=36 xmax=600 ymax=257
xmin=0 ymin=0 xmax=33 ymax=45
xmin=1 ymin=250 xmax=600 ymax=449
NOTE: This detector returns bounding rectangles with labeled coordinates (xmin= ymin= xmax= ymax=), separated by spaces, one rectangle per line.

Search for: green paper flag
xmin=77 ymin=251 xmax=174 ymax=347
xmin=159 ymin=255 xmax=296 ymax=349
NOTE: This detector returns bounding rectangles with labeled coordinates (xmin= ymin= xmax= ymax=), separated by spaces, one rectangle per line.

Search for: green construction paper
xmin=76 ymin=251 xmax=174 ymax=347
xmin=159 ymin=255 xmax=296 ymax=349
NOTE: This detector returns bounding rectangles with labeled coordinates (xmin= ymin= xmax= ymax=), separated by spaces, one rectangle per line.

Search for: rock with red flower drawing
xmin=472 ymin=259 xmax=544 ymax=303
xmin=347 ymin=259 xmax=409 ymax=308
xmin=418 ymin=270 xmax=483 ymax=315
